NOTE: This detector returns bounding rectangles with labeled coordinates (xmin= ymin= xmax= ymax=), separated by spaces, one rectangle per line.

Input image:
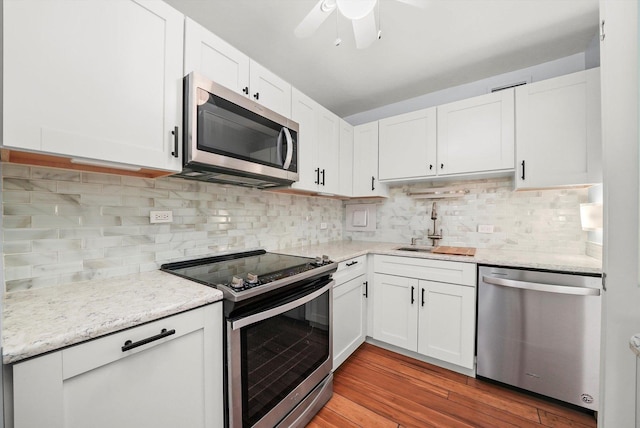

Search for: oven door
xmin=227 ymin=278 xmax=333 ymax=428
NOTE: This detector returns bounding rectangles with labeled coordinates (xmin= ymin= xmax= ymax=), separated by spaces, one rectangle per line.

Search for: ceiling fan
xmin=295 ymin=0 xmax=428 ymax=49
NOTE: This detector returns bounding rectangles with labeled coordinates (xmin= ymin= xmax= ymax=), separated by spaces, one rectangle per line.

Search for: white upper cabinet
xmin=379 ymin=107 xmax=437 ymax=181
xmin=515 ymin=68 xmax=602 ymax=189
xmin=353 ymin=122 xmax=388 ymax=197
xmin=437 ymin=89 xmax=515 ymax=176
xmin=184 ymin=18 xmax=291 ymax=118
xmin=248 ymin=60 xmax=292 ymax=118
xmin=316 ymin=106 xmax=341 ymax=194
xmin=290 ymin=89 xmax=341 ymax=195
xmin=3 ymin=0 xmax=184 ymax=173
xmin=291 ymin=89 xmax=320 ymax=191
xmin=184 ymin=17 xmax=250 ymax=95
xmin=339 ymin=120 xmax=354 ymax=197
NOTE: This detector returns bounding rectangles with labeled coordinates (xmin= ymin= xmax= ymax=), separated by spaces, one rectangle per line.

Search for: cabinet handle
xmin=440 ymin=163 xmax=444 ymax=169
xmin=371 ymin=176 xmax=375 ymax=191
xmin=171 ymin=126 xmax=179 ymax=158
xmin=421 ymin=288 xmax=425 ymax=307
xmin=363 ymin=281 xmax=368 ymax=298
xmin=314 ymin=168 xmax=320 ymax=185
xmin=521 ymin=160 xmax=526 ymax=180
xmin=411 ymin=286 xmax=415 ymax=304
xmin=346 ymin=261 xmax=359 ymax=267
xmin=321 ymin=169 xmax=326 ymax=186
xmin=122 ymin=328 xmax=176 ymax=352
xmin=253 ymin=92 xmax=260 ymax=100
xmin=429 ymin=164 xmax=433 ymax=170
xmin=243 ymin=86 xmax=249 ymax=95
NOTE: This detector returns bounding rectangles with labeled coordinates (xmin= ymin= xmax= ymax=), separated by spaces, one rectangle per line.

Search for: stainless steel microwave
xmin=175 ymin=72 xmax=299 ymax=189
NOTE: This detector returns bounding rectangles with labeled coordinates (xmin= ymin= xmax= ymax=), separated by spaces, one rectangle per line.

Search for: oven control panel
xmin=228 ymin=255 xmax=333 ymax=291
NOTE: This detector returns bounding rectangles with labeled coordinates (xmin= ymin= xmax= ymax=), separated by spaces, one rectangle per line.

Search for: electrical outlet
xmin=478 ymin=224 xmax=494 ymax=234
xmin=320 ymin=222 xmax=328 ymax=230
xmin=150 ymin=210 xmax=173 ymax=224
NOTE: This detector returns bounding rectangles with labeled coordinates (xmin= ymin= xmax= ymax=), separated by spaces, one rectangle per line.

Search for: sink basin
xmin=395 ymin=246 xmax=434 ymax=253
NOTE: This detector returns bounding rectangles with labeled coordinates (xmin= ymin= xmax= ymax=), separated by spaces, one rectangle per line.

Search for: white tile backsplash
xmin=2 ymin=164 xmax=594 ymax=293
xmin=2 ymin=164 xmax=343 ymax=292
xmin=344 ymin=177 xmax=590 ymax=254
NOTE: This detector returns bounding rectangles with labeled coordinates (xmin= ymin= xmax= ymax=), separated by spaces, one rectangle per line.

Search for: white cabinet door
xmin=379 ymin=108 xmax=437 ymax=181
xmin=353 ymin=122 xmax=387 ymax=197
xmin=291 ymin=89 xmax=320 ymax=192
xmin=372 ymin=273 xmax=418 ymax=351
xmin=249 ymin=60 xmax=292 ymax=118
xmin=12 ymin=305 xmax=223 ymax=428
xmin=184 ymin=17 xmax=250 ymax=96
xmin=417 ymin=281 xmax=476 ymax=369
xmin=317 ymin=107 xmax=341 ymax=194
xmin=3 ymin=0 xmax=184 ymax=172
xmin=339 ymin=120 xmax=354 ymax=197
xmin=333 ymin=274 xmax=367 ymax=369
xmin=515 ymin=68 xmax=602 ymax=189
xmin=437 ymin=89 xmax=515 ymax=175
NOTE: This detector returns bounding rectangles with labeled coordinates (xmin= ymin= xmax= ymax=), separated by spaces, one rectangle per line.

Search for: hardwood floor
xmin=308 ymin=343 xmax=597 ymax=428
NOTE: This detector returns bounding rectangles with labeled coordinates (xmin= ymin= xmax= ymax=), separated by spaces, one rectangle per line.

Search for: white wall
xmin=344 ymin=53 xmax=589 ymax=125
xmin=599 ymin=0 xmax=640 ymax=426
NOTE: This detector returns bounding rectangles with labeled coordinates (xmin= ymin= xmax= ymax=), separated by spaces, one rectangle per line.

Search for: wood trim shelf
xmin=1 ymin=149 xmax=175 ymax=179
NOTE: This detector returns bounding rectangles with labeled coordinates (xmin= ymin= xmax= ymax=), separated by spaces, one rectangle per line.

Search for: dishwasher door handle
xmin=482 ymin=276 xmax=601 ymax=296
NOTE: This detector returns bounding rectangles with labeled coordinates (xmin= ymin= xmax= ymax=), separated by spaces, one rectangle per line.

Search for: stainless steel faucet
xmin=427 ymin=201 xmax=443 ymax=246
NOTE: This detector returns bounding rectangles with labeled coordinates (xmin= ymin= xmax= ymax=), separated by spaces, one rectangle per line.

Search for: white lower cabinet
xmin=332 ymin=256 xmax=367 ymax=369
xmin=10 ymin=304 xmax=223 ymax=428
xmin=372 ymin=256 xmax=476 ymax=370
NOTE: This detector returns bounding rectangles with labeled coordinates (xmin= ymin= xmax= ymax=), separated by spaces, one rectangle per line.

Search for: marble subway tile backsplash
xmin=345 ymin=177 xmax=590 ymax=254
xmin=2 ymin=164 xmax=343 ymax=293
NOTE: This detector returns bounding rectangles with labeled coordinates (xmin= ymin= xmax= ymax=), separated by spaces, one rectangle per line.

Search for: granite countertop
xmin=280 ymin=240 xmax=602 ymax=275
xmin=2 ymin=270 xmax=223 ymax=364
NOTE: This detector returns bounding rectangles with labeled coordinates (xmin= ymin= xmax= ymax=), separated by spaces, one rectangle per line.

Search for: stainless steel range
xmin=161 ymin=250 xmax=336 ymax=428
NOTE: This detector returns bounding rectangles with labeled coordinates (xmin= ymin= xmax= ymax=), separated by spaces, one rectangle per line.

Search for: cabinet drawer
xmin=374 ymin=255 xmax=476 ymax=286
xmin=333 ymin=255 xmax=367 ymax=285
xmin=62 ymin=307 xmax=207 ymax=380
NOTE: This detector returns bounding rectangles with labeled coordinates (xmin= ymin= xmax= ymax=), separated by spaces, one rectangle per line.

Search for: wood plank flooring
xmin=308 ymin=343 xmax=597 ymax=428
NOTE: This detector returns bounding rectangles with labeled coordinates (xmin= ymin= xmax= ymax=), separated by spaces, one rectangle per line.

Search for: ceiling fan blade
xmin=395 ymin=0 xmax=429 ymax=8
xmin=352 ymin=10 xmax=377 ymax=49
xmin=294 ymin=0 xmax=335 ymax=38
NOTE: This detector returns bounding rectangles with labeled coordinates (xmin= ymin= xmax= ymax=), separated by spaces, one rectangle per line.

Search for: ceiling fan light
xmin=320 ymin=0 xmax=337 ymax=13
xmin=336 ymin=0 xmax=377 ymax=20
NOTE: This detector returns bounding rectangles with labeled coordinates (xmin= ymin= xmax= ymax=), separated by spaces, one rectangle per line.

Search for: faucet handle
xmin=411 ymin=237 xmax=422 ymax=246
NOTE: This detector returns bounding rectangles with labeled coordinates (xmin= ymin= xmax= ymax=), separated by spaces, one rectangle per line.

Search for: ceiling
xmin=166 ymin=0 xmax=600 ymax=118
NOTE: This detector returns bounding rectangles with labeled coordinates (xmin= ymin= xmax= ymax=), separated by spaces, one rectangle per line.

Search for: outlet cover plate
xmin=150 ymin=210 xmax=173 ymax=223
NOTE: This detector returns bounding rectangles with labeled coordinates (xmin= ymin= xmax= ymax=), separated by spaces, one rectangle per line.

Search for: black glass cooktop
xmin=161 ymin=250 xmax=335 ymax=301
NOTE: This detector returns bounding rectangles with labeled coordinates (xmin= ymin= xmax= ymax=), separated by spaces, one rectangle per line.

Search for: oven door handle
xmin=231 ymin=280 xmax=333 ymax=330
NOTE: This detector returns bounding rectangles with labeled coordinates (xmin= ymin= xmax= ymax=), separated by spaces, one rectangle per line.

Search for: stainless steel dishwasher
xmin=477 ymin=266 xmax=602 ymax=411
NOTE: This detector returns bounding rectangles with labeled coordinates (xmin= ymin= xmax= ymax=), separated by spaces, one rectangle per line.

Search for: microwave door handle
xmin=276 ymin=128 xmax=284 ymax=166
xmin=282 ymin=127 xmax=293 ymax=170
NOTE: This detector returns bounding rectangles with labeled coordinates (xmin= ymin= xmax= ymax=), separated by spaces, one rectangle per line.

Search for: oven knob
xmin=322 ymin=255 xmax=330 ymax=263
xmin=230 ymin=276 xmax=245 ymax=290
xmin=247 ymin=273 xmax=259 ymax=284
xmin=313 ymin=256 xmax=323 ymax=266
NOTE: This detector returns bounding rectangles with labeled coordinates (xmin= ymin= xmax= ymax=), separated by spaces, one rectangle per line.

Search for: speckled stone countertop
xmin=3 ymin=270 xmax=223 ymax=364
xmin=280 ymin=240 xmax=602 ymax=275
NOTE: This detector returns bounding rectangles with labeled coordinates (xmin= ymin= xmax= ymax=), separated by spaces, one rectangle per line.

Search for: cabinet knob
xmin=243 ymin=86 xmax=249 ymax=95
xmin=253 ymin=92 xmax=260 ymax=100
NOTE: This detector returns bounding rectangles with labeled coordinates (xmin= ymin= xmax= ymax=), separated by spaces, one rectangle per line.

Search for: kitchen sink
xmin=395 ymin=246 xmax=434 ymax=253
